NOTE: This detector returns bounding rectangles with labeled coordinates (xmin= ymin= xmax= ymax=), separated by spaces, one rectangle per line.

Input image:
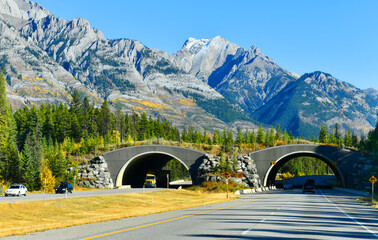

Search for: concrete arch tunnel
xmin=99 ymin=144 xmax=361 ymax=188
xmin=101 ymin=145 xmax=206 ymax=188
xmin=249 ymin=144 xmax=361 ymax=188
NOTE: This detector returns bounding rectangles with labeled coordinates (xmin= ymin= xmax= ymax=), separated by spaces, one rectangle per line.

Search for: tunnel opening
xmin=121 ymin=153 xmax=190 ymax=188
xmin=265 ymin=152 xmax=344 ymax=188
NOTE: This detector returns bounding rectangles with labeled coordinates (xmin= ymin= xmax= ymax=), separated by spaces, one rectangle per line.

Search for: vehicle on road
xmin=55 ymin=181 xmax=73 ymax=194
xmin=5 ymin=183 xmax=27 ymax=196
xmin=144 ymin=174 xmax=157 ymax=188
xmin=283 ymin=182 xmax=293 ymax=190
xmin=302 ymin=179 xmax=315 ymax=194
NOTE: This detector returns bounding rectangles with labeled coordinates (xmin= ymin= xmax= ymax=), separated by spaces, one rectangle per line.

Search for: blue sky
xmin=35 ymin=0 xmax=378 ymax=90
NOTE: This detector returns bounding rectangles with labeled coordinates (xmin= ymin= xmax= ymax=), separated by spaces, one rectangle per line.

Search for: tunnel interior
xmin=266 ymin=152 xmax=343 ymax=188
xmin=122 ymin=153 xmax=188 ymax=188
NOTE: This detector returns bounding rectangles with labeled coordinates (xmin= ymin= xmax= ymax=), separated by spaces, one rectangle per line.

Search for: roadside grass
xmin=356 ymin=193 xmax=378 ymax=208
xmin=188 ymin=181 xmax=247 ymax=192
xmin=0 ymin=189 xmax=237 ymax=238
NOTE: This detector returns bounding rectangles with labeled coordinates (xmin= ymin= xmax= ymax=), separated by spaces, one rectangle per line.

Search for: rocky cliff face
xmin=0 ymin=0 xmax=248 ymax=132
xmin=253 ymin=72 xmax=377 ymax=136
xmin=0 ymin=0 xmax=376 ymax=137
xmin=173 ymin=37 xmax=300 ymax=114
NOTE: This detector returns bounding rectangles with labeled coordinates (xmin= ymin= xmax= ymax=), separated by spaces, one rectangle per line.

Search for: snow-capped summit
xmin=0 ymin=0 xmax=50 ymax=22
xmin=173 ymin=36 xmax=242 ymax=82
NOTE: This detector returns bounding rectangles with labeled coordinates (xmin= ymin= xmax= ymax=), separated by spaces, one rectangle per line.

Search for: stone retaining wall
xmin=196 ymin=154 xmax=262 ymax=188
xmin=77 ymin=156 xmax=114 ymax=189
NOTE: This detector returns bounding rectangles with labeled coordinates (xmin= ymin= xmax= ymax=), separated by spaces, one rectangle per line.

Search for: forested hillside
xmin=0 ymin=70 xmax=377 ymax=190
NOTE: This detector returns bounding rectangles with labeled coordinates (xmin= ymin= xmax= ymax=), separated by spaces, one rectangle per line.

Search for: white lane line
xmin=320 ymin=190 xmax=378 ymax=238
xmin=241 ymin=218 xmax=267 ymax=235
xmin=242 ymin=228 xmax=252 ymax=235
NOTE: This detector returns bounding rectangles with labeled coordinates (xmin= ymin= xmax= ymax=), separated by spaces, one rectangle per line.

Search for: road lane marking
xmin=320 ymin=190 xmax=378 ymax=238
xmin=242 ymin=228 xmax=253 ymax=235
xmin=242 ymin=217 xmax=268 ymax=235
xmin=81 ymin=192 xmax=276 ymax=240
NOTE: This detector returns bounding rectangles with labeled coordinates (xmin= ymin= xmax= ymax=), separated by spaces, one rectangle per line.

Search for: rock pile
xmin=77 ymin=156 xmax=114 ymax=189
xmin=196 ymin=154 xmax=262 ymax=188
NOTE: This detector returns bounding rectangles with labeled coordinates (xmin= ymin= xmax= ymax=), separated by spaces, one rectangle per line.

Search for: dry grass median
xmin=0 ymin=189 xmax=237 ymax=238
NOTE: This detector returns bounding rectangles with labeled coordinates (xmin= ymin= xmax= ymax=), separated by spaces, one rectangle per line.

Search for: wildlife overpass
xmin=99 ymin=144 xmax=361 ymax=188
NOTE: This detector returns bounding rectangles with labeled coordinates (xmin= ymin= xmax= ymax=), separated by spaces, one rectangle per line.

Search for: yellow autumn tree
xmin=281 ymin=172 xmax=295 ymax=180
xmin=40 ymin=165 xmax=56 ymax=193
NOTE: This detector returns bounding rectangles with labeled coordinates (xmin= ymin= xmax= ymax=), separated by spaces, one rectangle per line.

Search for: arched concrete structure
xmin=101 ymin=145 xmax=206 ymax=188
xmin=99 ymin=144 xmax=361 ymax=188
xmin=249 ymin=144 xmax=360 ymax=188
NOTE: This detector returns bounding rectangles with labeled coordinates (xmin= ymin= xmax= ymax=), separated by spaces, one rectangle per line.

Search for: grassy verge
xmin=356 ymin=194 xmax=378 ymax=208
xmin=0 ymin=189 xmax=237 ymax=238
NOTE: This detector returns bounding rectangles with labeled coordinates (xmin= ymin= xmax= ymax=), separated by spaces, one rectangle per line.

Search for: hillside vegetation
xmin=0 ymin=71 xmax=377 ymax=191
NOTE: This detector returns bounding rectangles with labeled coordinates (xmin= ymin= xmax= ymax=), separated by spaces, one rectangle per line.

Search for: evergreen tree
xmin=256 ymin=125 xmax=264 ymax=144
xmin=244 ymin=128 xmax=250 ymax=144
xmin=335 ymin=123 xmax=340 ymax=140
xmin=319 ymin=124 xmax=329 ymax=143
xmin=275 ymin=124 xmax=281 ymax=142
xmin=250 ymin=129 xmax=256 ymax=144
xmin=100 ymin=100 xmax=113 ymax=139
xmin=0 ymin=69 xmax=18 ymax=181
xmin=235 ymin=127 xmax=243 ymax=145
xmin=330 ymin=129 xmax=337 ymax=144
xmin=351 ymin=133 xmax=359 ymax=148
xmin=283 ymin=129 xmax=290 ymax=143
xmin=269 ymin=127 xmax=275 ymax=146
xmin=344 ymin=127 xmax=352 ymax=147
xmin=19 ymin=144 xmax=35 ymax=189
xmin=213 ymin=129 xmax=221 ymax=145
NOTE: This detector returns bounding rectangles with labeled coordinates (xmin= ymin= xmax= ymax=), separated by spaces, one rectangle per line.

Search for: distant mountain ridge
xmin=0 ymin=0 xmax=377 ymax=137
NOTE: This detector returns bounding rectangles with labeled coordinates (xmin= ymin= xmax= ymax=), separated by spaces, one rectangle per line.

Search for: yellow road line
xmin=82 ymin=192 xmax=276 ymax=240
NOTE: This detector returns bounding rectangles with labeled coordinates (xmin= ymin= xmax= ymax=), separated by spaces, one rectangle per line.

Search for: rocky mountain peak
xmin=364 ymin=88 xmax=378 ymax=99
xmin=0 ymin=0 xmax=50 ymax=21
xmin=173 ymin=36 xmax=242 ymax=82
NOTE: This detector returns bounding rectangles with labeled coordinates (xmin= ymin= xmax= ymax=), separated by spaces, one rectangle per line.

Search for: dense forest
xmin=0 ymin=70 xmax=377 ymax=190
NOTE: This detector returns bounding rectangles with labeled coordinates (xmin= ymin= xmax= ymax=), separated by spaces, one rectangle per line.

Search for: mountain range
xmin=0 ymin=0 xmax=377 ymax=137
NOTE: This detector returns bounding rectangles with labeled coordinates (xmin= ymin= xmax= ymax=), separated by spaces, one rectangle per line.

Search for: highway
xmin=0 ymin=187 xmax=163 ymax=203
xmin=3 ymin=189 xmax=378 ymax=240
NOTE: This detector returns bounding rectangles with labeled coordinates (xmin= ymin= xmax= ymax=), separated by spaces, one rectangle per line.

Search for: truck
xmin=144 ymin=174 xmax=157 ymax=188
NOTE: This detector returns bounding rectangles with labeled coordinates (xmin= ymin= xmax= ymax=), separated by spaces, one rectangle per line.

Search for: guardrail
xmin=234 ymin=186 xmax=277 ymax=195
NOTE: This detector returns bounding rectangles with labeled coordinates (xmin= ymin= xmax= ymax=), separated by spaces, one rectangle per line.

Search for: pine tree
xmin=275 ymin=124 xmax=281 ymax=142
xmin=283 ymin=129 xmax=290 ymax=143
xmin=319 ymin=124 xmax=329 ymax=143
xmin=100 ymin=100 xmax=112 ymax=139
xmin=344 ymin=127 xmax=352 ymax=147
xmin=20 ymin=144 xmax=34 ymax=189
xmin=256 ymin=125 xmax=264 ymax=144
xmin=330 ymin=129 xmax=337 ymax=144
xmin=0 ymin=69 xmax=12 ymax=179
xmin=213 ymin=129 xmax=221 ymax=145
xmin=235 ymin=127 xmax=243 ymax=145
xmin=269 ymin=127 xmax=275 ymax=146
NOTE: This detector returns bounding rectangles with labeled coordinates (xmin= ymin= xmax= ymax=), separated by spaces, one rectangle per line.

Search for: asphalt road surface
xmin=0 ymin=187 xmax=162 ymax=203
xmin=3 ymin=189 xmax=378 ymax=240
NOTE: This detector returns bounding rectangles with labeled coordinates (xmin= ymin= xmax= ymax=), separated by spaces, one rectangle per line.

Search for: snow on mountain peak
xmin=0 ymin=0 xmax=50 ymax=21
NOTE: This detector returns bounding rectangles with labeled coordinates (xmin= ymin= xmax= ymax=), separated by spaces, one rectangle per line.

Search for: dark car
xmin=55 ymin=181 xmax=73 ymax=194
xmin=302 ymin=179 xmax=315 ymax=194
xmin=283 ymin=182 xmax=293 ymax=190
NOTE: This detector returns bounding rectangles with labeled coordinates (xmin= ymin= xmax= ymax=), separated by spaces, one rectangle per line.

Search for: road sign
xmin=225 ymin=171 xmax=231 ymax=179
xmin=370 ymin=176 xmax=377 ymax=204
xmin=369 ymin=176 xmax=377 ymax=184
xmin=271 ymin=161 xmax=276 ymax=165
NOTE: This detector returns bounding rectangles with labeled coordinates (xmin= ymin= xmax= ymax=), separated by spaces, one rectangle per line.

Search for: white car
xmin=5 ymin=184 xmax=28 ymax=197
